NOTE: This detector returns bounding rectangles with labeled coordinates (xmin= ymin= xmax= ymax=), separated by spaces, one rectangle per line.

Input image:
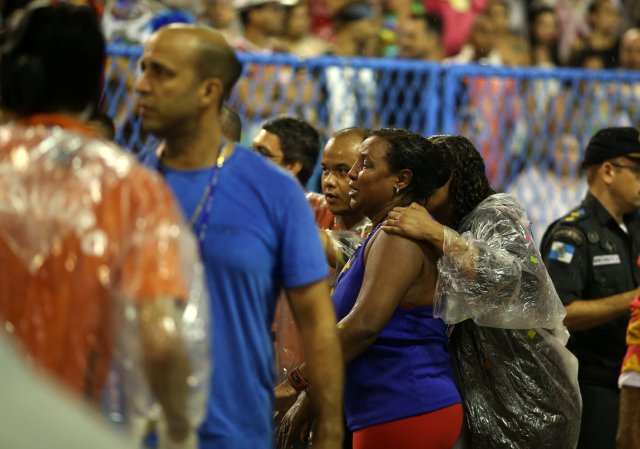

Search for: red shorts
xmin=352 ymin=403 xmax=463 ymax=449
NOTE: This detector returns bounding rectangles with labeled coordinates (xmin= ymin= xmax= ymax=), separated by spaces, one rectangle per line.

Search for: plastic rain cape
xmin=0 ymin=124 xmax=210 ymax=440
xmin=434 ymin=193 xmax=582 ymax=449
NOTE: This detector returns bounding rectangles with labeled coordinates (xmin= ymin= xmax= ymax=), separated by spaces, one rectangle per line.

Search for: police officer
xmin=541 ymin=127 xmax=640 ymax=449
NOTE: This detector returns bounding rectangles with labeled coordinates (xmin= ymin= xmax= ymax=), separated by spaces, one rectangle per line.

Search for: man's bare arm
xmin=286 ymin=280 xmax=344 ymax=449
xmin=617 ymin=386 xmax=640 ymax=449
xmin=564 ymin=288 xmax=639 ymax=331
xmin=137 ymin=296 xmax=191 ymax=443
xmin=319 ymin=229 xmax=338 ymax=268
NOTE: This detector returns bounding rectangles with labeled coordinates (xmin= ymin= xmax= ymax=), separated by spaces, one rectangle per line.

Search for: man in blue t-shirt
xmin=135 ymin=24 xmax=344 ymax=449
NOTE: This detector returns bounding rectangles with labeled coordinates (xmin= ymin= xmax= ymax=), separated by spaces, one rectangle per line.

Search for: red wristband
xmin=287 ymin=367 xmax=309 ymax=393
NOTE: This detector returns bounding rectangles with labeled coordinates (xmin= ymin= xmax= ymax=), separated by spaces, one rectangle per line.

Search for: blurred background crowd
xmin=96 ymin=0 xmax=640 ymax=69
xmin=87 ymin=0 xmax=640 ymax=245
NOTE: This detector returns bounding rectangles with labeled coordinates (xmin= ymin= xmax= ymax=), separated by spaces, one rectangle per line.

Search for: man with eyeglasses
xmin=252 ymin=116 xmax=320 ymax=188
xmin=541 ymin=127 xmax=640 ymax=449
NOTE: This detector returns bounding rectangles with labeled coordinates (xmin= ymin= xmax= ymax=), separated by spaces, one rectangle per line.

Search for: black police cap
xmin=583 ymin=127 xmax=640 ymax=167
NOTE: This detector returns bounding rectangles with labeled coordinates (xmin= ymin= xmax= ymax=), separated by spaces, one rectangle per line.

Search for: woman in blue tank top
xmin=276 ymin=128 xmax=462 ymax=449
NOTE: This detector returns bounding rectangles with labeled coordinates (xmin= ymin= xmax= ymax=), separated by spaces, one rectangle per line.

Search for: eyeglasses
xmin=609 ymin=162 xmax=640 ymax=179
xmin=253 ymin=146 xmax=283 ymax=163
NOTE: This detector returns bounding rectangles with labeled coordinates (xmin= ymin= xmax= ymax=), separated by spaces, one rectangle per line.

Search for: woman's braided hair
xmin=427 ymin=135 xmax=495 ymax=230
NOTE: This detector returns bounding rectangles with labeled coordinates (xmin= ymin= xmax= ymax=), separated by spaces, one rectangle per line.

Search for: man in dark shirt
xmin=541 ymin=126 xmax=640 ymax=449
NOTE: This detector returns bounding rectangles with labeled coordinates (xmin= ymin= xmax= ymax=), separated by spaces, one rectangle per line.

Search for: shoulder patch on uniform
xmin=551 ymin=226 xmax=585 ymax=246
xmin=549 ymin=241 xmax=576 ymax=264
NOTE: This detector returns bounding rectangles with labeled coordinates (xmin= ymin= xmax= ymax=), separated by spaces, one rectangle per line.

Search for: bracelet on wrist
xmin=287 ymin=367 xmax=309 ymax=393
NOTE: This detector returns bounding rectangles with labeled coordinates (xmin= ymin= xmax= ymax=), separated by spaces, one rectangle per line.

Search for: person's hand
xmin=274 ymin=378 xmax=298 ymax=427
xmin=159 ymin=430 xmax=198 ymax=449
xmin=307 ymin=418 xmax=343 ymax=449
xmin=382 ymin=203 xmax=446 ymax=252
xmin=381 ymin=203 xmax=431 ymax=239
xmin=157 ymin=414 xmax=197 ymax=449
xmin=382 ymin=202 xmax=431 ymax=240
xmin=276 ymin=391 xmax=313 ymax=449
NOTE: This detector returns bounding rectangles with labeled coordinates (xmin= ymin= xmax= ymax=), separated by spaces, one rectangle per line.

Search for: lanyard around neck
xmin=160 ymin=141 xmax=230 ymax=247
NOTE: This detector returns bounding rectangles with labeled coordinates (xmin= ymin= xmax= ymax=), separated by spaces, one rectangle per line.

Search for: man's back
xmin=0 ymin=123 xmax=189 ymax=398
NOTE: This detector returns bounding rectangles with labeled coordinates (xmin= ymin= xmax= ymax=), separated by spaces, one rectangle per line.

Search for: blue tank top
xmin=332 ymin=228 xmax=461 ymax=431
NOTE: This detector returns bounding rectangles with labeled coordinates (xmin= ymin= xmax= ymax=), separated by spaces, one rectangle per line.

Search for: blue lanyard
xmin=193 ymin=161 xmax=223 ymax=246
xmin=158 ymin=141 xmax=228 ymax=249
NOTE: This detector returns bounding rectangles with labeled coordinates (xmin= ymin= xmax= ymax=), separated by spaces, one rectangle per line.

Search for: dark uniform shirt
xmin=540 ymin=193 xmax=640 ymax=389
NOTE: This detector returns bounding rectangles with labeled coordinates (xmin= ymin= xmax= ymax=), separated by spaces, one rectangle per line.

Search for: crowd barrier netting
xmin=104 ymin=44 xmax=640 ymax=243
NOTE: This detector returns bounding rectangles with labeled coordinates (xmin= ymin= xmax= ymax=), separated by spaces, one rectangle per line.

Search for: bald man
xmin=274 ymin=128 xmax=371 ymax=397
xmin=620 ymin=28 xmax=640 ymax=70
xmin=135 ymin=26 xmax=344 ymax=449
xmin=318 ymin=128 xmax=370 ymax=232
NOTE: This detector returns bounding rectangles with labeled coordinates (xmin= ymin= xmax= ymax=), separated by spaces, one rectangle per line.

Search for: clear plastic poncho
xmin=434 ymin=193 xmax=581 ymax=449
xmin=0 ymin=123 xmax=210 ymax=441
xmin=327 ymin=228 xmax=370 ymax=274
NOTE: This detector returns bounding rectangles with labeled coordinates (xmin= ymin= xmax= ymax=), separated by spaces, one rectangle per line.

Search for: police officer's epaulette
xmin=561 ymin=208 xmax=587 ymax=224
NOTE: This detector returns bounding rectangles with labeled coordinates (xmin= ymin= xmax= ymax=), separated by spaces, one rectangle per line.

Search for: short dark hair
xmin=221 ymin=104 xmax=242 ymax=141
xmin=239 ymin=8 xmax=251 ymax=28
xmin=0 ymin=4 xmax=105 ymax=115
xmin=569 ymin=47 xmax=606 ymax=67
xmin=239 ymin=3 xmax=270 ymax=28
xmin=371 ymin=128 xmax=452 ymax=204
xmin=262 ymin=116 xmax=320 ymax=185
xmin=412 ymin=12 xmax=443 ymax=36
xmin=333 ymin=2 xmax=374 ymax=25
xmin=588 ymin=0 xmax=613 ymax=15
xmin=426 ymin=135 xmax=495 ymax=230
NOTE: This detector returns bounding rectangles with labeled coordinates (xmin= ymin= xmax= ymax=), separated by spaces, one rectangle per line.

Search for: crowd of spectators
xmin=3 ymin=2 xmax=640 ymax=449
xmin=97 ymin=0 xmax=640 ymax=70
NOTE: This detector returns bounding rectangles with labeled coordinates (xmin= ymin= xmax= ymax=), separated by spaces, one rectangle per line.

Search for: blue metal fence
xmin=104 ymin=44 xmax=640 ymax=241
